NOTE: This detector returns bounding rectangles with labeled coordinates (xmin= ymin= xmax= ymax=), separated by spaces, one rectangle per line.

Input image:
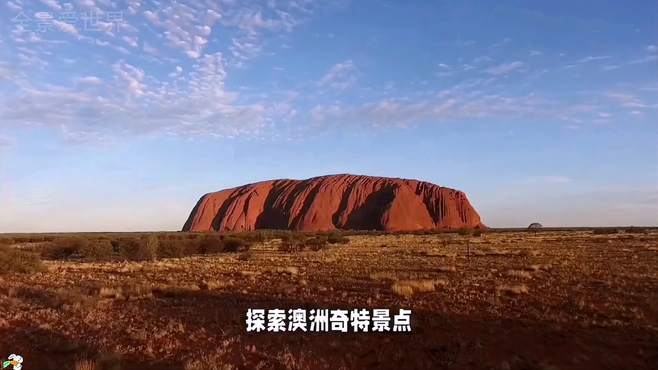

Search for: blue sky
xmin=0 ymin=0 xmax=656 ymax=232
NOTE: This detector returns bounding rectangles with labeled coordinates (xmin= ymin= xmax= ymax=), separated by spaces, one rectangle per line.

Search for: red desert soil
xmin=183 ymin=174 xmax=485 ymax=232
xmin=1 ymin=230 xmax=656 ymax=369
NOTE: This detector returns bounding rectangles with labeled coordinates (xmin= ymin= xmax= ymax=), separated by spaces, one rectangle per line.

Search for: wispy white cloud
xmin=629 ymin=54 xmax=658 ymax=65
xmin=122 ymin=35 xmax=139 ymax=48
xmin=485 ymin=61 xmax=525 ymax=76
xmin=604 ymin=92 xmax=657 ymax=110
xmin=600 ymin=64 xmax=620 ymax=71
xmin=143 ymin=2 xmax=221 ymax=59
xmin=319 ymin=60 xmax=358 ymax=89
xmin=75 ymin=75 xmax=102 ymax=85
xmin=40 ymin=0 xmax=62 ymax=11
xmin=6 ymin=1 xmax=22 ymax=12
xmin=0 ymin=0 xmax=335 ymax=141
xmin=227 ymin=9 xmax=296 ymax=34
xmin=575 ymin=55 xmax=611 ymax=63
xmin=0 ymin=0 xmax=654 ymax=144
xmin=52 ymin=19 xmax=79 ymax=36
xmin=230 ymin=35 xmax=264 ymax=65
xmin=112 ymin=61 xmax=146 ymax=96
xmin=139 ymin=1 xmax=315 ymax=62
xmin=0 ymin=51 xmax=292 ymax=140
xmin=309 ymin=87 xmax=553 ymax=128
xmin=491 ymin=37 xmax=510 ymax=48
xmin=524 ymin=176 xmax=573 ymax=184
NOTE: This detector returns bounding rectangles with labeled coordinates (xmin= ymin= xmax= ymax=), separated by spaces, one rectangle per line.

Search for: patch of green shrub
xmin=113 ymin=237 xmax=156 ymax=261
xmin=0 ymin=237 xmax=14 ymax=245
xmin=593 ymin=228 xmax=619 ymax=235
xmin=13 ymin=236 xmax=50 ymax=243
xmin=198 ymin=235 xmax=225 ymax=254
xmin=278 ymin=240 xmax=304 ymax=252
xmin=0 ymin=246 xmax=43 ymax=274
xmin=457 ymin=228 xmax=472 ymax=236
xmin=327 ymin=233 xmax=349 ymax=244
xmin=42 ymin=237 xmax=89 ymax=260
xmin=157 ymin=239 xmax=188 ymax=258
xmin=80 ymin=239 xmax=115 ymax=261
xmin=222 ymin=237 xmax=251 ymax=252
xmin=625 ymin=227 xmax=648 ymax=234
xmin=277 ymin=235 xmax=330 ymax=252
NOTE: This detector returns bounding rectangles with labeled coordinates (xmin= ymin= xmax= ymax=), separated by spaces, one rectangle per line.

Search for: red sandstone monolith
xmin=182 ymin=174 xmax=485 ymax=232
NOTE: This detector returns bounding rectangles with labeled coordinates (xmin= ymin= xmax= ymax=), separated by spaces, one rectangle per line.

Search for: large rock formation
xmin=183 ymin=174 xmax=485 ymax=232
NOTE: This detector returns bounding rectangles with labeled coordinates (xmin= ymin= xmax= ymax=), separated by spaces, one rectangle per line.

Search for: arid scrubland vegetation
xmin=1 ymin=229 xmax=657 ymax=369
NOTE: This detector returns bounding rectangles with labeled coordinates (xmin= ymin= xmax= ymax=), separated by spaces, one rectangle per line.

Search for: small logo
xmin=2 ymin=354 xmax=23 ymax=370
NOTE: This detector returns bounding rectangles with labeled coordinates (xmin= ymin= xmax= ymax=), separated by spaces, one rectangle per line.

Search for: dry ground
xmin=1 ymin=230 xmax=657 ymax=369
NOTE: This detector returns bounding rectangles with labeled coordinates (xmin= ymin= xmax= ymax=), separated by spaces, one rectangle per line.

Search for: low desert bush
xmin=278 ymin=240 xmax=304 ymax=252
xmin=196 ymin=235 xmax=251 ymax=253
xmin=326 ymin=233 xmax=349 ymax=244
xmin=142 ymin=235 xmax=159 ymax=260
xmin=304 ymin=236 xmax=328 ymax=251
xmin=0 ymin=246 xmax=43 ymax=274
xmin=222 ymin=237 xmax=251 ymax=252
xmin=278 ymin=232 xmax=306 ymax=243
xmin=457 ymin=228 xmax=471 ymax=236
xmin=43 ymin=237 xmax=89 ymax=259
xmin=278 ymin=236 xmax=329 ymax=252
xmin=198 ymin=235 xmax=226 ymax=254
xmin=235 ymin=231 xmax=266 ymax=243
xmin=38 ymin=233 xmax=256 ymax=262
xmin=13 ymin=235 xmax=52 ymax=243
xmin=0 ymin=237 xmax=14 ymax=245
xmin=236 ymin=251 xmax=253 ymax=261
xmin=80 ymin=239 xmax=115 ymax=261
xmin=593 ymin=228 xmax=619 ymax=235
xmin=157 ymin=239 xmax=188 ymax=258
xmin=114 ymin=237 xmax=157 ymax=261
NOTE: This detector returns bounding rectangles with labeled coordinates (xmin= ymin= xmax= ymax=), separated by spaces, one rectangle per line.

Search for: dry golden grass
xmin=391 ymin=279 xmax=447 ymax=298
xmin=281 ymin=266 xmax=300 ymax=275
xmin=74 ymin=359 xmax=97 ymax=370
xmin=199 ymin=279 xmax=227 ymax=290
xmin=152 ymin=283 xmax=201 ymax=296
xmin=369 ymin=271 xmax=399 ymax=281
xmin=497 ymin=284 xmax=530 ymax=295
xmin=505 ymin=269 xmax=533 ymax=279
xmin=184 ymin=357 xmax=236 ymax=370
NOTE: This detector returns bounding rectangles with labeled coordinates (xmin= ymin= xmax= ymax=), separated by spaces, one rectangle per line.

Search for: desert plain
xmin=0 ymin=229 xmax=657 ymax=370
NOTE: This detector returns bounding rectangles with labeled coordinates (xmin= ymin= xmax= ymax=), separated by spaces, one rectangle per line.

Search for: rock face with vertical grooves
xmin=182 ymin=174 xmax=485 ymax=232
